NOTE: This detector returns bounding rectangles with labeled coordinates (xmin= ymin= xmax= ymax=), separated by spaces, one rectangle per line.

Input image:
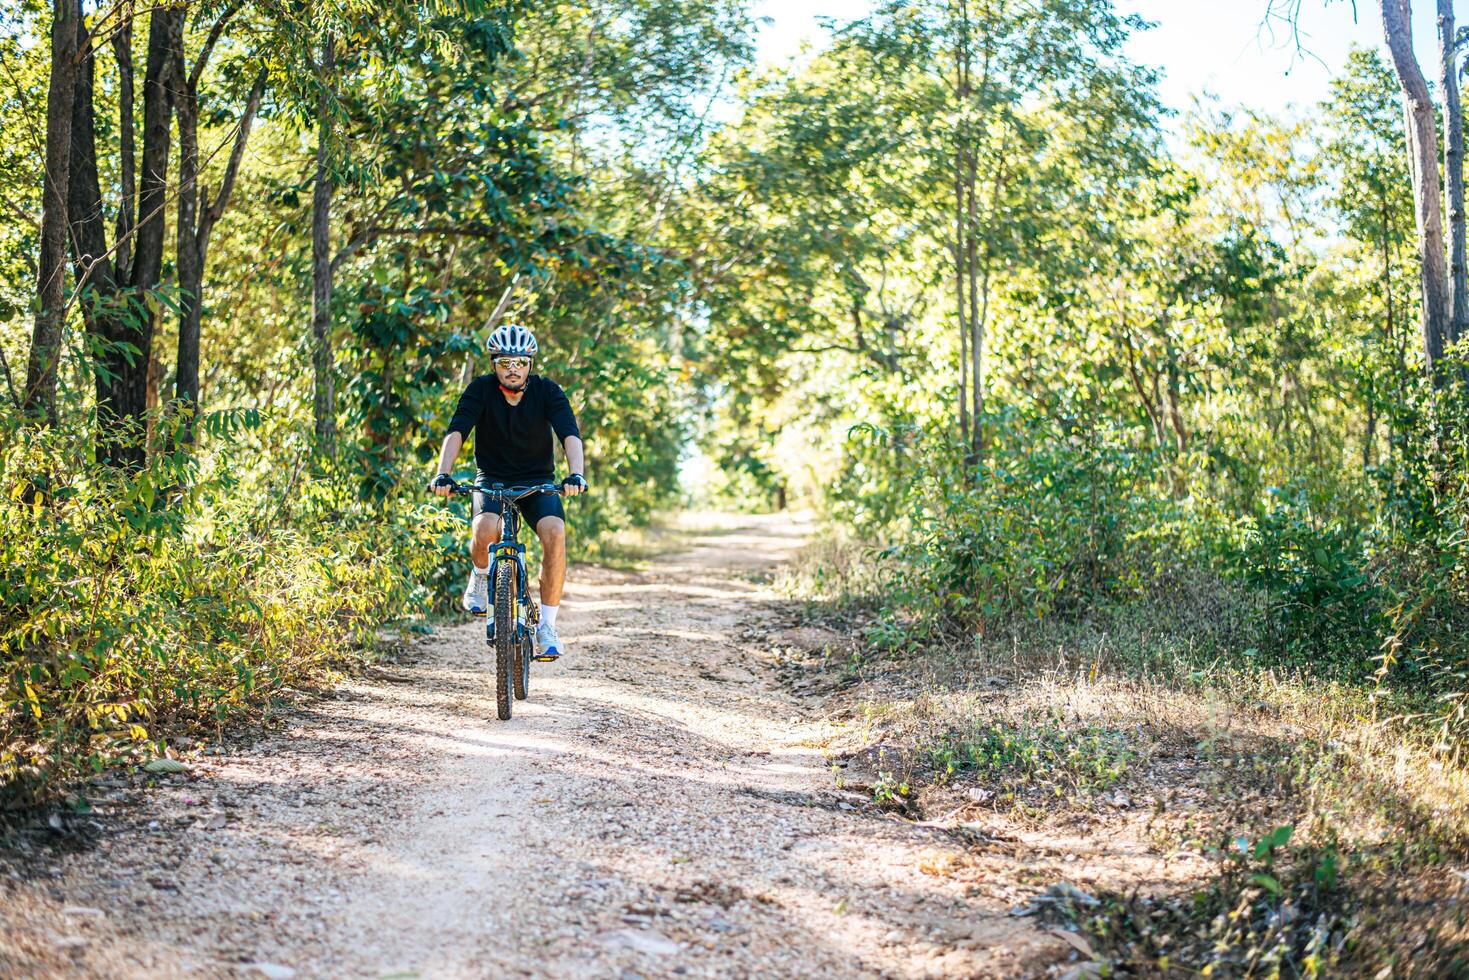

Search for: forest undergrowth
xmin=0 ymin=414 xmax=472 ymax=808
xmin=776 ymin=510 xmax=1469 ymax=977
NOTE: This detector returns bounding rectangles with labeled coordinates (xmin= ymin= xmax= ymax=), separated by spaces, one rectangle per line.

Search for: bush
xmin=828 ymin=405 xmax=1469 ymax=719
xmin=0 ymin=416 xmax=458 ymax=807
xmin=1217 ymin=471 xmax=1469 ymax=706
xmin=1227 ymin=485 xmax=1383 ymax=670
xmin=883 ymin=411 xmax=1179 ymax=632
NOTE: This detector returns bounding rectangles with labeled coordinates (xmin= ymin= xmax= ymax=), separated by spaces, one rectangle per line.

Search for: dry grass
xmin=774 ymin=532 xmax=1469 ymax=976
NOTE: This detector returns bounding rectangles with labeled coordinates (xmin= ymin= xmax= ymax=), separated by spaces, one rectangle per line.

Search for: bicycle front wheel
xmin=494 ymin=561 xmax=516 ymax=720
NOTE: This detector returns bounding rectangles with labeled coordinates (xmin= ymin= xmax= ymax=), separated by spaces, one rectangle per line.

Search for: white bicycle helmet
xmin=486 ymin=322 xmax=538 ymax=357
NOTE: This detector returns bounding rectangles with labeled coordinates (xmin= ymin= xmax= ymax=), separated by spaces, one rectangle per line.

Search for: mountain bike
xmin=449 ymin=479 xmax=570 ymax=721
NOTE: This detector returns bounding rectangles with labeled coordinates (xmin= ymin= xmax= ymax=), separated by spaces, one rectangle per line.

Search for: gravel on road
xmin=1 ymin=513 xmax=1066 ymax=979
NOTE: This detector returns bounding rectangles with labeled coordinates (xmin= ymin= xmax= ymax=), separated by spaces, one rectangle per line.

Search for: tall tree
xmin=953 ymin=0 xmax=975 ymax=450
xmin=67 ymin=4 xmax=183 ymax=466
xmin=689 ymin=0 xmax=1160 ymax=503
xmin=310 ymin=32 xmax=336 ymax=454
xmin=172 ymin=3 xmax=267 ymax=443
xmin=857 ymin=0 xmax=1160 ymax=457
xmin=1380 ymin=0 xmax=1450 ymax=385
xmin=22 ymin=0 xmax=78 ymax=426
xmin=1323 ymin=48 xmax=1416 ymax=465
xmin=1438 ymin=0 xmax=1467 ymax=352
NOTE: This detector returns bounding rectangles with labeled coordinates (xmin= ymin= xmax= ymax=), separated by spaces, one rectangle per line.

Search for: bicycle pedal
xmin=532 ymin=652 xmax=560 ymax=662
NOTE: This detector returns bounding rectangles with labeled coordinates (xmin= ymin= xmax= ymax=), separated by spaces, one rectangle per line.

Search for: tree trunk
xmin=1165 ymin=344 xmax=1188 ymax=455
xmin=173 ymin=40 xmax=202 ymax=436
xmin=23 ymin=0 xmax=79 ymax=427
xmin=67 ymin=6 xmax=123 ymax=457
xmin=311 ymin=33 xmax=337 ymax=453
xmin=112 ymin=20 xmax=134 ymax=276
xmin=131 ymin=9 xmax=178 ymax=298
xmin=80 ymin=5 xmax=180 ymax=467
xmin=1364 ymin=374 xmax=1377 ymax=469
xmin=174 ymin=42 xmax=265 ymax=445
xmin=971 ymin=130 xmax=1009 ymax=464
xmin=1380 ymin=187 xmax=1394 ymax=463
xmin=144 ymin=346 xmax=163 ymax=446
xmin=953 ymin=9 xmax=971 ymax=451
xmin=968 ymin=163 xmax=984 ymax=460
xmin=1382 ymin=0 xmax=1451 ymax=386
xmin=1117 ymin=325 xmax=1165 ymax=448
xmin=1439 ymin=0 xmax=1468 ymax=353
xmin=959 ymin=0 xmax=997 ymax=463
xmin=955 ymin=150 xmax=970 ymax=450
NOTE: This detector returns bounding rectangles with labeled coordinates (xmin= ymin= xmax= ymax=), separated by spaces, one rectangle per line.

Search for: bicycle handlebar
xmin=447 ymin=480 xmax=569 ymax=499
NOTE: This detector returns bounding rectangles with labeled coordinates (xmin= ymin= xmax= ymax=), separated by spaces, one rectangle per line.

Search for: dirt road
xmin=3 ymin=513 xmax=1065 ymax=978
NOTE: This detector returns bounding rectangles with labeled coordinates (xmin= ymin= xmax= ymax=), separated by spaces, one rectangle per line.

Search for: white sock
xmin=473 ymin=563 xmax=491 ymax=620
xmin=540 ymin=604 xmax=559 ymax=628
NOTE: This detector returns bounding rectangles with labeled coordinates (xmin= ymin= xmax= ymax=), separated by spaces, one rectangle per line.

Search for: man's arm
xmin=562 ymin=435 xmax=585 ymax=495
xmin=432 ymin=378 xmax=484 ymax=495
xmin=431 ymin=431 xmax=464 ymax=497
xmin=543 ymin=380 xmax=584 ymax=495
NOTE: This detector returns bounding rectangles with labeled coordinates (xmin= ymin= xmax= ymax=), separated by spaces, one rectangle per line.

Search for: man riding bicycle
xmin=428 ymin=322 xmax=587 ymax=660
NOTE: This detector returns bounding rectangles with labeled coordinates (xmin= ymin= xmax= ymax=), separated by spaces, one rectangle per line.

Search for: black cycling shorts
xmin=472 ymin=475 xmax=565 ymax=530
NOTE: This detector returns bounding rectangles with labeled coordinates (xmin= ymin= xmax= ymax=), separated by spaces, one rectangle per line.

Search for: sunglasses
xmin=493 ymin=356 xmax=531 ymax=370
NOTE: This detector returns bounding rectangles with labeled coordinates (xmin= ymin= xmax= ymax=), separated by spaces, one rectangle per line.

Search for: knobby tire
xmin=494 ymin=561 xmax=515 ymax=720
xmin=513 ymin=618 xmax=529 ymax=701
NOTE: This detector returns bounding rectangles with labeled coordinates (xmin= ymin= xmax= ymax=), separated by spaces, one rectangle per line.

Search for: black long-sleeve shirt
xmin=447 ymin=375 xmax=581 ymax=482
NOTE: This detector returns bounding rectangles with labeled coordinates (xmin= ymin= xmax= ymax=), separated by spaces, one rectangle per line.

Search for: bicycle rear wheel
xmin=494 ymin=562 xmax=515 ymax=720
xmin=513 ymin=633 xmax=530 ymax=700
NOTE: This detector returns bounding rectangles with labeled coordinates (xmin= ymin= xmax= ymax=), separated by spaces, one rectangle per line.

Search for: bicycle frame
xmin=488 ymin=502 xmax=530 ymax=638
xmin=452 ymin=481 xmax=564 ymax=641
xmin=440 ymin=477 xmax=574 ymax=718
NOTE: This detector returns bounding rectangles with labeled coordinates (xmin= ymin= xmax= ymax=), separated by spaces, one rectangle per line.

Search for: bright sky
xmin=749 ymin=0 xmax=1459 ymax=117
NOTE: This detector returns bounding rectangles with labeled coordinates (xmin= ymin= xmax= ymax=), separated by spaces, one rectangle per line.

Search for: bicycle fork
xmin=487 ymin=542 xmax=534 ymax=644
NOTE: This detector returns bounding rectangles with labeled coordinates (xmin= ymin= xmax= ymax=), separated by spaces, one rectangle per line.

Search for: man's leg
xmin=470 ymin=511 xmax=503 ymax=567
xmin=534 ymin=516 xmax=567 ymax=606
xmin=534 ymin=516 xmax=567 ymax=658
xmin=463 ymin=511 xmax=502 ymax=616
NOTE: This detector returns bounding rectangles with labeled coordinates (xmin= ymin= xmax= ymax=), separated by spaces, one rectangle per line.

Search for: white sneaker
xmin=535 ymin=622 xmax=563 ymax=661
xmin=462 ymin=567 xmax=489 ymax=617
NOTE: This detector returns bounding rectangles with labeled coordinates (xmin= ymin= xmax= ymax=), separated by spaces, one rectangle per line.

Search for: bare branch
xmin=0 ymin=343 xmax=21 ymax=409
xmin=1257 ymin=0 xmax=1355 ymax=70
xmin=201 ymin=65 xmax=266 ymax=237
xmin=83 ymin=1 xmax=183 ymax=59
xmin=483 ymin=272 xmax=523 ymax=332
xmin=188 ymin=0 xmax=241 ymax=91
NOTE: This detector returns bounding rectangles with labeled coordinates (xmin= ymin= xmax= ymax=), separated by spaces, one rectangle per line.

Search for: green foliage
xmin=1070 ymin=823 xmax=1364 ymax=977
xmin=1076 ymin=792 xmax=1469 ymax=978
xmin=885 ymin=410 xmax=1177 ymax=633
xmin=695 ymin=15 xmax=1469 ymax=745
xmin=870 ymin=770 xmax=911 ymax=807
xmin=925 ymin=722 xmax=1132 ymax=803
xmin=1229 ymin=487 xmax=1382 ymax=668
xmin=0 ymin=413 xmax=457 ymax=806
xmin=0 ymin=0 xmax=760 ymax=805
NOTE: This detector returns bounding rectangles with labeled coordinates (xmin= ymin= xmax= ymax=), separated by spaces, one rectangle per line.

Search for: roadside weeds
xmin=765 ymin=537 xmax=1469 ymax=978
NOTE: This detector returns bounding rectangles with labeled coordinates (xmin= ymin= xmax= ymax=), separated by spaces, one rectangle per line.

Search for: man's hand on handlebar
xmin=430 ymin=474 xmax=584 ymax=499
